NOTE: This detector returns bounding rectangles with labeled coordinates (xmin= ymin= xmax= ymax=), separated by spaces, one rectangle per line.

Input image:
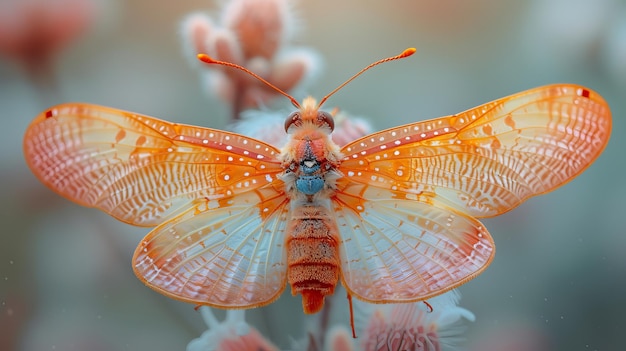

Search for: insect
xmin=24 ymin=48 xmax=611 ymax=321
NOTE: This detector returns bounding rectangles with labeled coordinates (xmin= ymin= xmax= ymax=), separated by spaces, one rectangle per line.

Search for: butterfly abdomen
xmin=286 ymin=204 xmax=341 ymax=314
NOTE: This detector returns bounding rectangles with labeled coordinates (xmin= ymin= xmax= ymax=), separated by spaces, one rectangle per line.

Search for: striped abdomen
xmin=286 ymin=204 xmax=341 ymax=314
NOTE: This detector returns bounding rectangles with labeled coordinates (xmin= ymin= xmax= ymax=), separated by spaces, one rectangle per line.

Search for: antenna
xmin=197 ymin=48 xmax=416 ymax=109
xmin=197 ymin=54 xmax=301 ymax=109
xmin=317 ymin=48 xmax=416 ymax=108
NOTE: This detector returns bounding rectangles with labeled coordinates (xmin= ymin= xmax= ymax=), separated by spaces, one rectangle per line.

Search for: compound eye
xmin=317 ymin=111 xmax=335 ymax=131
xmin=284 ymin=112 xmax=302 ymax=133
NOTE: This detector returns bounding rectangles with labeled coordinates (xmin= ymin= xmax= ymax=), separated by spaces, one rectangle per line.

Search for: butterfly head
xmin=284 ymin=97 xmax=335 ymax=135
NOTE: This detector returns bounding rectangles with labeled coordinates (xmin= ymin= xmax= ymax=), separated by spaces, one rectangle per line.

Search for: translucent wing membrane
xmin=338 ymin=84 xmax=611 ymax=217
xmin=332 ymin=186 xmax=494 ymax=302
xmin=133 ymin=189 xmax=290 ymax=307
xmin=23 ymin=104 xmax=284 ymax=226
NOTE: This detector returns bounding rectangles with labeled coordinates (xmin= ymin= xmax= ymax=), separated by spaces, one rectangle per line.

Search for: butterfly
xmin=23 ymin=48 xmax=611 ymax=321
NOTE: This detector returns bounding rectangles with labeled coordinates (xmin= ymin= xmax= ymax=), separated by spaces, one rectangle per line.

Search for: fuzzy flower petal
xmin=180 ymin=0 xmax=320 ymax=118
xmin=221 ymin=0 xmax=293 ymax=59
xmin=187 ymin=307 xmax=279 ymax=351
xmin=355 ymin=291 xmax=475 ymax=351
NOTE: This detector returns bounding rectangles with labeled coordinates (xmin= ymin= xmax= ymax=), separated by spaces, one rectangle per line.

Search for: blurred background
xmin=1 ymin=0 xmax=625 ymax=350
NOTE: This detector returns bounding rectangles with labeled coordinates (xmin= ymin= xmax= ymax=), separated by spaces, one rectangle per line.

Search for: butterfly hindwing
xmin=133 ymin=186 xmax=291 ymax=307
xmin=332 ymin=186 xmax=494 ymax=302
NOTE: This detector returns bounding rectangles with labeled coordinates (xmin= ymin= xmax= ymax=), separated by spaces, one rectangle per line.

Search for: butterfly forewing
xmin=133 ymin=188 xmax=291 ymax=308
xmin=332 ymin=187 xmax=494 ymax=303
xmin=338 ymin=84 xmax=611 ymax=218
xmin=23 ymin=103 xmax=284 ymax=226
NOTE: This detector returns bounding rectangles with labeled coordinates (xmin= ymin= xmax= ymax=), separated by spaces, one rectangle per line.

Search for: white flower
xmin=187 ymin=307 xmax=279 ymax=351
xmin=326 ymin=291 xmax=475 ymax=351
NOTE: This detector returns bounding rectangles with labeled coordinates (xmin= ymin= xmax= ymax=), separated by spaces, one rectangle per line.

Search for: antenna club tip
xmin=402 ymin=47 xmax=417 ymax=57
xmin=197 ymin=53 xmax=215 ymax=64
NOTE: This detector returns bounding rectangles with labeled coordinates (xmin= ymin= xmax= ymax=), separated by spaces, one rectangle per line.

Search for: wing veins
xmin=365 ymin=202 xmax=458 ymax=283
xmin=176 ymin=207 xmax=260 ymax=296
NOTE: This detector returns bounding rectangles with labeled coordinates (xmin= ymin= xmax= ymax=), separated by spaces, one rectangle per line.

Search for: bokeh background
xmin=1 ymin=0 xmax=625 ymax=350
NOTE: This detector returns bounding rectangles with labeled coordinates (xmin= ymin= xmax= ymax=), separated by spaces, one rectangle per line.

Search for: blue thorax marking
xmin=296 ymin=175 xmax=324 ymax=195
xmin=296 ymin=141 xmax=324 ymax=194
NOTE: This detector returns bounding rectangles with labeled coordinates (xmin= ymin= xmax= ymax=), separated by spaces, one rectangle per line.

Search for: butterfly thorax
xmin=279 ymin=98 xmax=343 ymax=202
